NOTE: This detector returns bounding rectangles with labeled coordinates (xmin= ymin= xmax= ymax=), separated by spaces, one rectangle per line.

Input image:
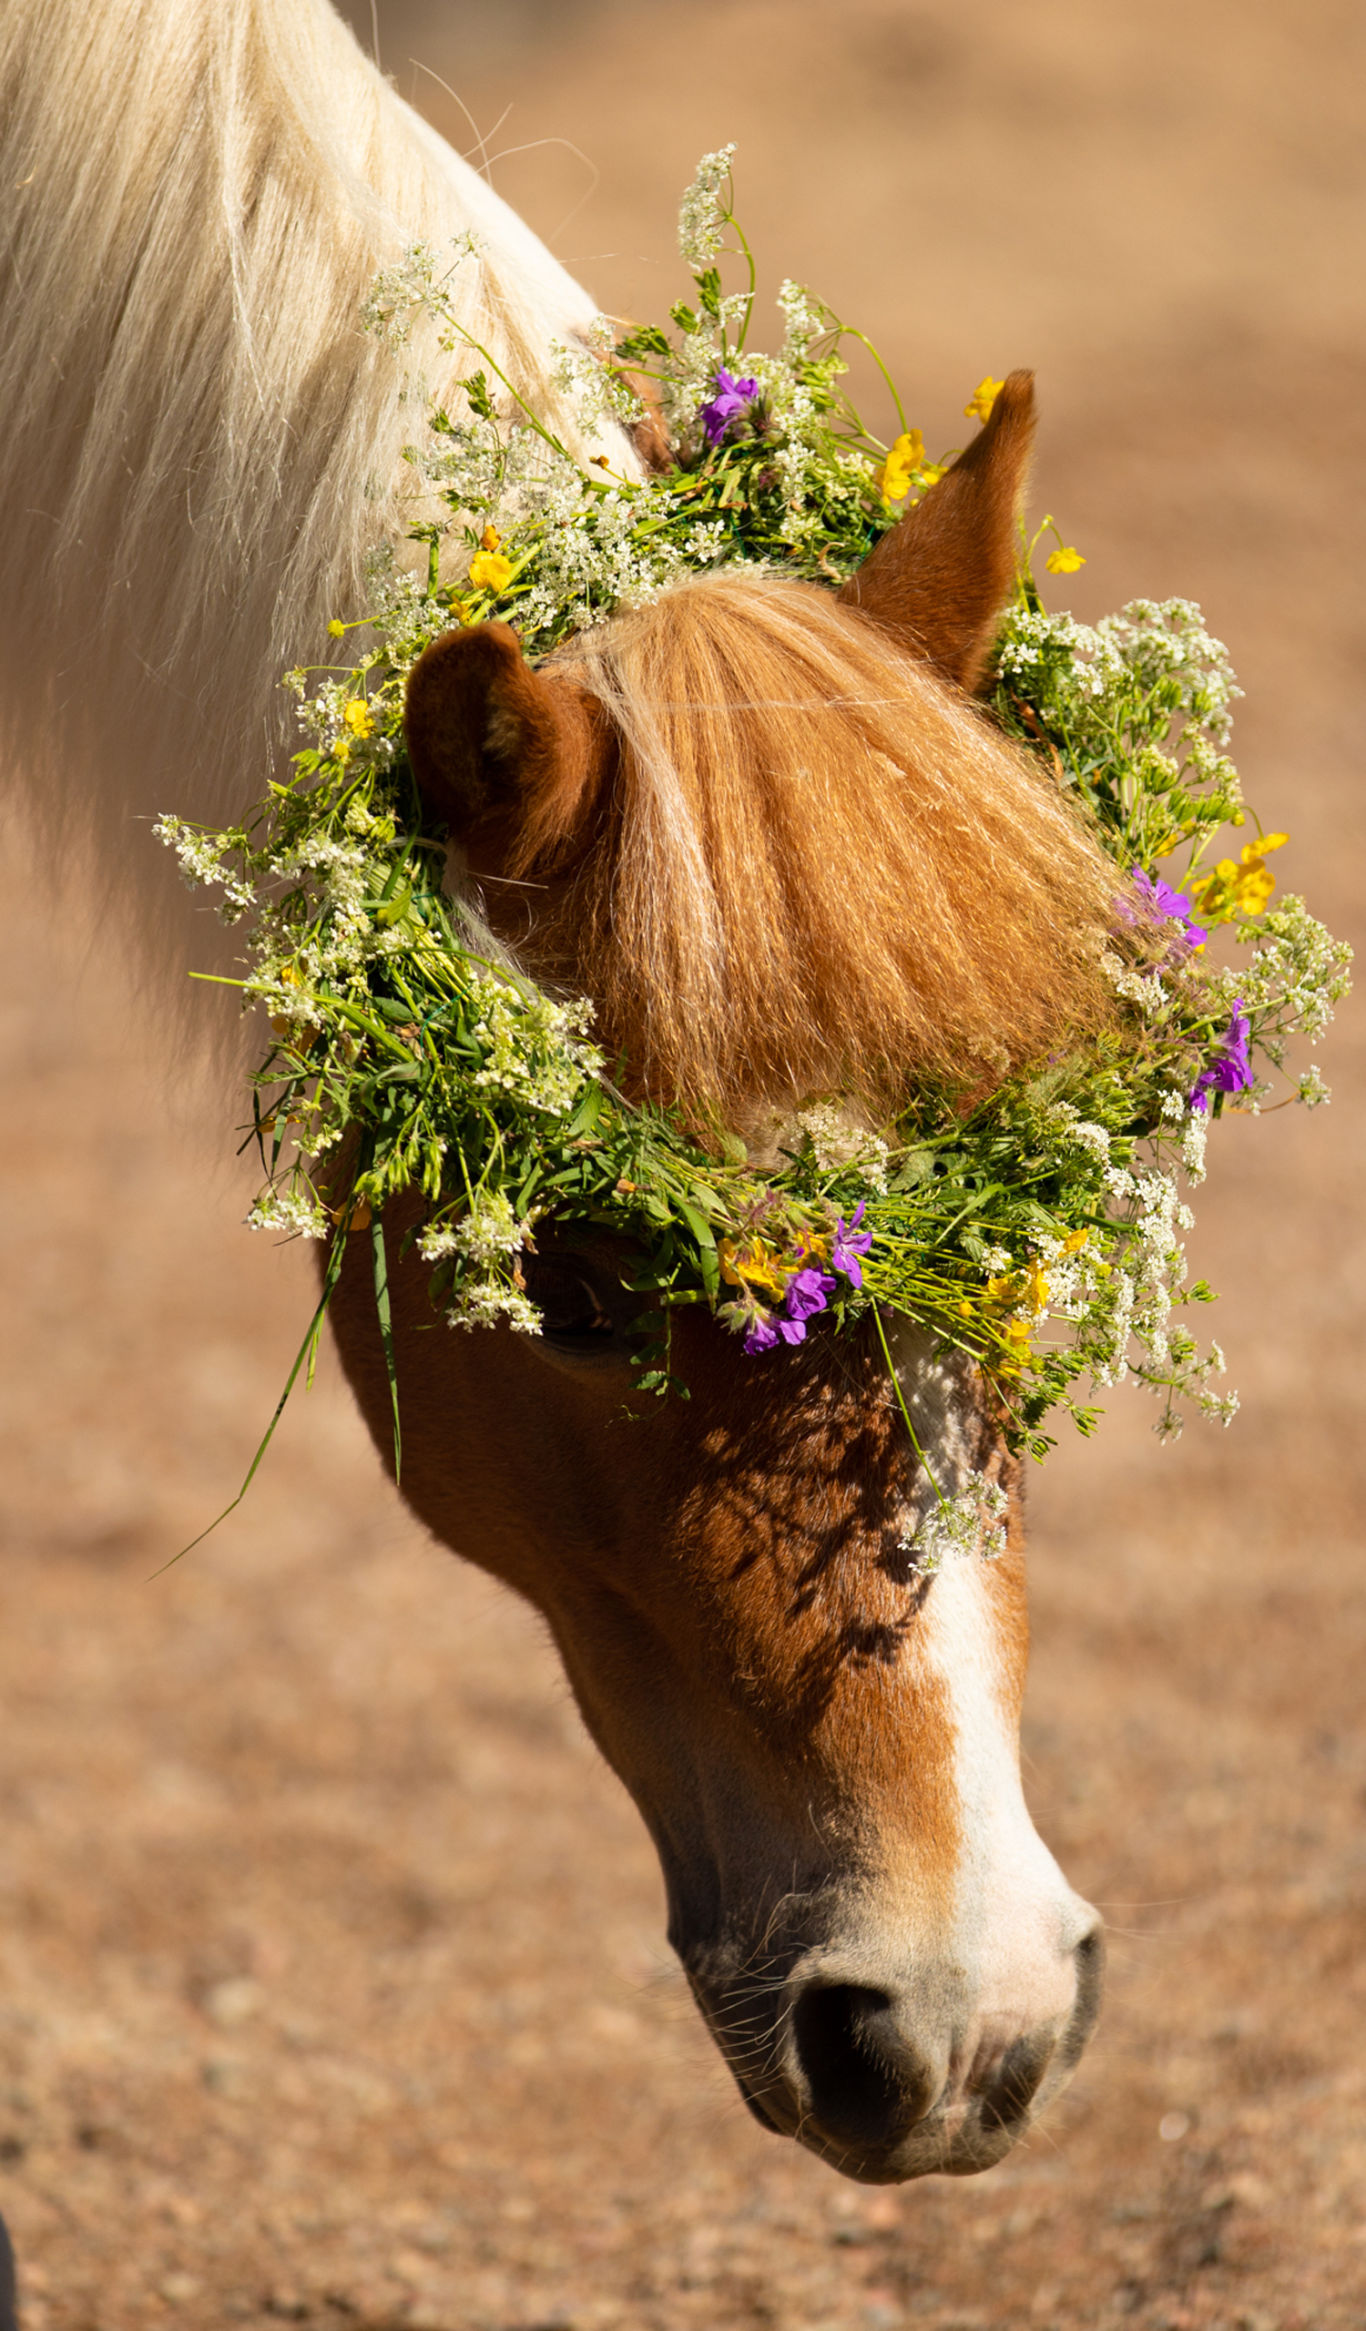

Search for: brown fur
xmin=330 ymin=1205 xmax=970 ymax=1935
xmin=839 ymin=370 xmax=1037 ymax=691
xmin=405 ymin=621 xmax=609 ymax=853
xmin=327 ymin=1204 xmax=1098 ymax=2178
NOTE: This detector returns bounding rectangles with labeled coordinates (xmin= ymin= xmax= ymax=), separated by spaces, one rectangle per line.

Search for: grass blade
xmin=371 ymin=1212 xmax=402 ymax=1484
xmin=151 ymin=1233 xmax=348 ymax=1574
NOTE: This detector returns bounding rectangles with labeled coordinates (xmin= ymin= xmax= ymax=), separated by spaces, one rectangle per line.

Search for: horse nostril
xmin=1058 ymin=1918 xmax=1106 ymax=2070
xmin=790 ymin=1981 xmax=940 ymax=2153
xmin=977 ymin=2029 xmax=1054 ymax=2132
xmin=978 ymin=1918 xmax=1106 ymax=2133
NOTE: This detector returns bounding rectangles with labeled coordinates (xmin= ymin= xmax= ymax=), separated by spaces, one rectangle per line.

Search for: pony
xmin=0 ymin=0 xmax=1106 ymax=2184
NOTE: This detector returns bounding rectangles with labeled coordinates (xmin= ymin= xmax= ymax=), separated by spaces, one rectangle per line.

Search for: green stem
xmin=832 ymin=325 xmax=909 ymax=439
xmin=150 ymin=1231 xmax=348 ymax=1573
xmin=725 ymin=212 xmax=759 ymax=354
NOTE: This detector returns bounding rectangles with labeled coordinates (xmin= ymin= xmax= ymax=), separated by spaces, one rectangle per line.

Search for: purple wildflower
xmin=1131 ymin=867 xmax=1207 ymax=950
xmin=743 ymin=1266 xmax=834 ymax=1354
xmin=747 ymin=1307 xmax=815 ymax=1352
xmin=741 ymin=1206 xmax=874 ymax=1356
xmin=1189 ymin=1000 xmax=1254 ymax=1112
xmin=698 ymin=368 xmax=759 ymax=447
xmin=783 ymin=1266 xmax=837 ymax=1324
xmin=831 ymin=1202 xmax=874 ymax=1289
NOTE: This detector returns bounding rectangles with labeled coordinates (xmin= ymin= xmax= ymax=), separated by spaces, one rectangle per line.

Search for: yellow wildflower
xmin=986 ymin=1260 xmax=1050 ymax=1320
xmin=1191 ymin=865 xmax=1225 ymax=922
xmin=1046 ymin=544 xmax=1086 ymax=574
xmin=874 ymin=429 xmax=926 ymax=502
xmin=1062 ymin=1227 xmax=1089 ymax=1255
xmin=964 ymin=376 xmax=1003 ymax=425
xmin=718 ymin=1237 xmax=788 ymax=1300
xmin=1020 ymin=1262 xmax=1051 ymax=1315
xmin=480 ymin=524 xmax=502 ymax=552
xmin=1190 ymin=832 xmax=1289 ymax=925
xmin=342 ymin=698 xmax=374 ymax=739
xmin=327 ymin=618 xmax=346 ymax=639
xmin=1239 ymin=868 xmax=1276 ymax=913
xmin=268 ymin=966 xmax=307 ymax=1040
xmin=468 ymin=547 xmax=514 ymax=593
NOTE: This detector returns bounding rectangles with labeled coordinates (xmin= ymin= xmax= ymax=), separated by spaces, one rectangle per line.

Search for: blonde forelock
xmin=535 ymin=571 xmax=1114 ymax=1116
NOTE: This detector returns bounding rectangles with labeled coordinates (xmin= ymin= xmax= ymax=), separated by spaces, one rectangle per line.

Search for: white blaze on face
xmin=889 ymin=1325 xmax=1089 ymax=2056
xmin=924 ymin=1557 xmax=1087 ymax=2053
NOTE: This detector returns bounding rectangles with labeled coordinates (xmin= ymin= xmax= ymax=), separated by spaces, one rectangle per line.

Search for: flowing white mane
xmin=0 ymin=0 xmax=635 ymax=990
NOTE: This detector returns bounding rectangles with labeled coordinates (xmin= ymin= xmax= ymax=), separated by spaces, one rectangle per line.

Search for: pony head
xmin=326 ymin=379 xmax=1106 ymax=2182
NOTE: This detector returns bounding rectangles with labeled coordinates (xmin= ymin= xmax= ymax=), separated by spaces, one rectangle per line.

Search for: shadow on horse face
xmin=328 ymin=1219 xmax=1103 ymax=2183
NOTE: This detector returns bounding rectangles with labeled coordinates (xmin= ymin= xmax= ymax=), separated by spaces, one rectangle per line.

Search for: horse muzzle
xmin=689 ymin=1914 xmax=1105 ymax=2183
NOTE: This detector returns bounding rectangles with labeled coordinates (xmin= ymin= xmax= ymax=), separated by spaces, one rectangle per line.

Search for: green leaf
xmin=566 ymin=1085 xmax=604 ymax=1139
xmin=464 ymin=370 xmax=496 ymax=421
xmin=676 ymin=1200 xmax=719 ymax=1298
xmin=615 ymin=324 xmax=672 ymax=362
xmin=695 ymin=268 xmax=722 ymax=319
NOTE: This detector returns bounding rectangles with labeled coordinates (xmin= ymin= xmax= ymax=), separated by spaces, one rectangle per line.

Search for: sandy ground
xmin=3 ymin=0 xmax=1366 ymax=2324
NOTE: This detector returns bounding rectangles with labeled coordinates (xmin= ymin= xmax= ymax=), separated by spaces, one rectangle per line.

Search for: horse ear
xmin=403 ymin=622 xmax=608 ymax=871
xmin=838 ymin=370 xmax=1036 ymax=693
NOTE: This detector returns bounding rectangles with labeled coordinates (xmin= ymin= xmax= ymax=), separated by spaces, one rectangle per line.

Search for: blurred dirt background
xmin=3 ymin=0 xmax=1365 ymax=2324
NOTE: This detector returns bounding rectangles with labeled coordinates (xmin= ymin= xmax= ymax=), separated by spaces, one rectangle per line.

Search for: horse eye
xmin=522 ymin=1258 xmax=616 ymax=1344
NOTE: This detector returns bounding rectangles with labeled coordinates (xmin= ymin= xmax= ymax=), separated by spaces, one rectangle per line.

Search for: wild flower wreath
xmin=159 ymin=150 xmax=1349 ymax=1531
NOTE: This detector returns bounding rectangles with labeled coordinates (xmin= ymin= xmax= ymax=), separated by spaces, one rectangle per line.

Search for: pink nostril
xmin=790 ymin=1981 xmax=942 ymax=2153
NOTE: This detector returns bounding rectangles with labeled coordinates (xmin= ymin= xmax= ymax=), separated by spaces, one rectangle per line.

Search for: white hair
xmin=0 ymin=0 xmax=635 ymax=1010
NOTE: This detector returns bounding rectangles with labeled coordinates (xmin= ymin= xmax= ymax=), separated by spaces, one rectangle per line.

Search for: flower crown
xmin=159 ymin=151 xmax=1350 ymax=1556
